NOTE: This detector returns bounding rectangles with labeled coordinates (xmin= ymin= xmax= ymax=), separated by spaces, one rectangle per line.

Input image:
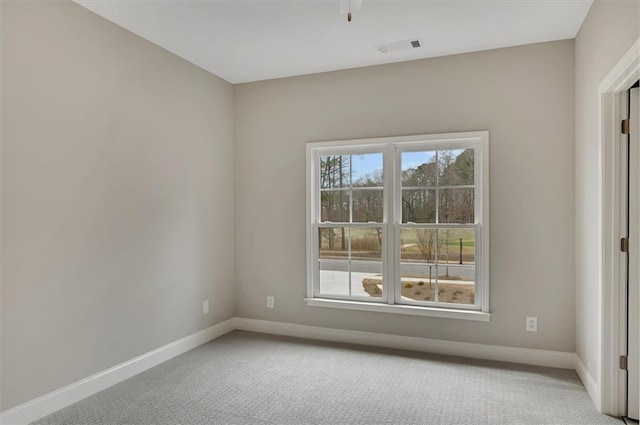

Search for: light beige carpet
xmin=34 ymin=331 xmax=622 ymax=425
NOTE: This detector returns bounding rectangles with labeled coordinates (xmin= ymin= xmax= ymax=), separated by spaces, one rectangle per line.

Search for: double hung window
xmin=306 ymin=132 xmax=489 ymax=321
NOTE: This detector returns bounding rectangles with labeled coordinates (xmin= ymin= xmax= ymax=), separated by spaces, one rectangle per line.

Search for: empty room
xmin=2 ymin=0 xmax=640 ymax=424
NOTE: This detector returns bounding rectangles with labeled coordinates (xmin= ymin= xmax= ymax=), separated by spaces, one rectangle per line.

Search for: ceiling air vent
xmin=376 ymin=39 xmax=422 ymax=54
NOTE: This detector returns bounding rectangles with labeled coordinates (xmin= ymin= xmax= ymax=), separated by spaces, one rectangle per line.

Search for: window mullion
xmin=312 ymin=152 xmax=321 ymax=298
xmin=391 ymin=144 xmax=401 ymax=306
xmin=435 ymin=150 xmax=440 ymax=225
xmin=348 ymin=155 xmax=352 ymax=298
xmin=474 ymin=222 xmax=482 ymax=310
xmin=433 ymin=150 xmax=440 ymax=304
xmin=348 ymin=227 xmax=352 ymax=297
xmin=349 ymin=155 xmax=353 ymax=223
xmin=386 ymin=144 xmax=394 ymax=305
xmin=314 ymin=153 xmax=320 ymax=298
xmin=435 ymin=227 xmax=439 ymax=303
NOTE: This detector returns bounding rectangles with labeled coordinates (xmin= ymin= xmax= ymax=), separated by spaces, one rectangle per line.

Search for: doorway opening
xmin=598 ymin=38 xmax=639 ymax=417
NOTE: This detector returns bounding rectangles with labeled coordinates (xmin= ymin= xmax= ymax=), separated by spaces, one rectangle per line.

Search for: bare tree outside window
xmin=414 ymin=229 xmax=444 ymax=287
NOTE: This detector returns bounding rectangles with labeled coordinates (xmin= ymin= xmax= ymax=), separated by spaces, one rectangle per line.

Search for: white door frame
xmin=599 ymin=37 xmax=640 ymax=416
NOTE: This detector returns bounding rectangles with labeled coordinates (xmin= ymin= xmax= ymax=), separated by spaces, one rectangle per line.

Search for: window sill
xmin=305 ymin=298 xmax=491 ymax=322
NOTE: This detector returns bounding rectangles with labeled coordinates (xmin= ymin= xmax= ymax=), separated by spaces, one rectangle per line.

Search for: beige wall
xmin=574 ymin=0 xmax=640 ymax=403
xmin=1 ymin=1 xmax=235 ymax=411
xmin=234 ymin=40 xmax=576 ymax=352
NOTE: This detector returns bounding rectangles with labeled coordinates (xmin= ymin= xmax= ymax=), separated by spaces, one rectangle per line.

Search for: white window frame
xmin=306 ymin=132 xmax=490 ymax=322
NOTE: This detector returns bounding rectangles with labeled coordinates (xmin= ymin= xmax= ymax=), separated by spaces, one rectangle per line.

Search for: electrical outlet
xmin=266 ymin=296 xmax=275 ymax=309
xmin=526 ymin=316 xmax=537 ymax=332
xmin=203 ymin=300 xmax=209 ymax=314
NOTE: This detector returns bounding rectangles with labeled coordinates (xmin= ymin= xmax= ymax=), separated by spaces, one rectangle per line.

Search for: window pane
xmin=436 ymin=228 xmax=475 ymax=266
xmin=320 ymin=190 xmax=349 ymax=222
xmin=350 ymin=227 xmax=382 ymax=261
xmin=438 ymin=188 xmax=474 ymax=223
xmin=400 ymin=264 xmax=437 ymax=302
xmin=354 ymin=262 xmax=383 ymax=298
xmin=352 ymin=153 xmax=383 ymax=188
xmin=352 ymin=228 xmax=383 ymax=298
xmin=400 ymin=228 xmax=437 ymax=264
xmin=320 ymin=155 xmax=350 ymax=189
xmin=434 ymin=265 xmax=475 ymax=305
xmin=401 ymin=151 xmax=437 ymax=187
xmin=437 ymin=229 xmax=475 ymax=305
xmin=352 ymin=189 xmax=383 ymax=222
xmin=400 ymin=228 xmax=438 ymax=302
xmin=319 ymin=260 xmax=350 ymax=296
xmin=318 ymin=227 xmax=349 ymax=295
xmin=318 ymin=227 xmax=348 ymax=259
xmin=402 ymin=189 xmax=435 ymax=223
xmin=321 ymin=261 xmax=380 ymax=298
xmin=438 ymin=149 xmax=475 ymax=186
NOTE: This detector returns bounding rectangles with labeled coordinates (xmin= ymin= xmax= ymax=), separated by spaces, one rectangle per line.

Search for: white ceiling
xmin=75 ymin=0 xmax=592 ymax=84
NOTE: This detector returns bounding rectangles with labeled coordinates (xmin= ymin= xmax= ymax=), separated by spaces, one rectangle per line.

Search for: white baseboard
xmin=574 ymin=354 xmax=601 ymax=412
xmin=233 ymin=318 xmax=577 ymax=369
xmin=0 ymin=319 xmax=235 ymax=425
